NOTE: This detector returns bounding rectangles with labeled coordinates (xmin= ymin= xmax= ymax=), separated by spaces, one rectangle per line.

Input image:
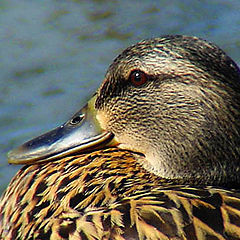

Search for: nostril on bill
xmin=70 ymin=114 xmax=85 ymax=125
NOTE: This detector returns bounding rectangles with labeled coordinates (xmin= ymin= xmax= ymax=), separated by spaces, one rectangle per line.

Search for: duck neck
xmin=139 ymin=145 xmax=240 ymax=188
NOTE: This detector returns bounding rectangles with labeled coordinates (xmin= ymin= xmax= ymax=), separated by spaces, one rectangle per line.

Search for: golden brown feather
xmin=1 ymin=148 xmax=240 ymax=239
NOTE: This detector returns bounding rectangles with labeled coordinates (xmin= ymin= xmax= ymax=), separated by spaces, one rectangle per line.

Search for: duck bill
xmin=8 ymin=95 xmax=117 ymax=165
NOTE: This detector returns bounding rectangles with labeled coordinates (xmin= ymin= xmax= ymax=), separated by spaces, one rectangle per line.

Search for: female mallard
xmin=1 ymin=35 xmax=240 ymax=240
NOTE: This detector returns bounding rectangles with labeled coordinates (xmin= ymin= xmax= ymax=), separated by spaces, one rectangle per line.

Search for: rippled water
xmin=0 ymin=0 xmax=240 ymax=193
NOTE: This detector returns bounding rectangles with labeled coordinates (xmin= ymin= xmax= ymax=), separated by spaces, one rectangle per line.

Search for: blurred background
xmin=0 ymin=0 xmax=240 ymax=193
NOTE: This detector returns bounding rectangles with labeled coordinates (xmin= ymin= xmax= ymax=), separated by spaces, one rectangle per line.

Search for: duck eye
xmin=129 ymin=70 xmax=148 ymax=87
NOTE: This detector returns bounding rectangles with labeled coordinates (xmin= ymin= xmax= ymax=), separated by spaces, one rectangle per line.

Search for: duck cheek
xmin=96 ymin=110 xmax=110 ymax=131
xmin=115 ymin=133 xmax=147 ymax=154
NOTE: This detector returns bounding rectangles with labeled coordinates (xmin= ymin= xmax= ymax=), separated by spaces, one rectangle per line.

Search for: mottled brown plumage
xmin=1 ymin=35 xmax=240 ymax=239
xmin=2 ymin=148 xmax=240 ymax=239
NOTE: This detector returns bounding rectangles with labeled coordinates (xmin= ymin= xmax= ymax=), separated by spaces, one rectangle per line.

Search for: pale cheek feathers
xmin=96 ymin=110 xmax=109 ymax=131
xmin=97 ymin=110 xmax=148 ymax=154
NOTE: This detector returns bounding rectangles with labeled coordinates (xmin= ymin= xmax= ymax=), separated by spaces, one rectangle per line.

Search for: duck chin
xmin=116 ymin=138 xmax=178 ymax=179
xmin=141 ymin=151 xmax=180 ymax=179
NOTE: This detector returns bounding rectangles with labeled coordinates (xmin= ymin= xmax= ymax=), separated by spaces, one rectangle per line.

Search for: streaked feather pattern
xmin=1 ymin=148 xmax=240 ymax=240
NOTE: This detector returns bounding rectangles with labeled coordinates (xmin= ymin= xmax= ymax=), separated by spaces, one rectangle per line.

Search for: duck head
xmin=8 ymin=35 xmax=240 ymax=186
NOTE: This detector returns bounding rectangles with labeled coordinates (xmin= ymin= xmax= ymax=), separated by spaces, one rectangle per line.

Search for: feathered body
xmin=1 ymin=148 xmax=240 ymax=239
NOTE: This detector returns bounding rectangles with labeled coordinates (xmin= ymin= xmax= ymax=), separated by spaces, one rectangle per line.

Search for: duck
xmin=1 ymin=35 xmax=240 ymax=240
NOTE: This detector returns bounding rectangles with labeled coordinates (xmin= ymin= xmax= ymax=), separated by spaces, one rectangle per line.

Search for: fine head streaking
xmin=8 ymin=35 xmax=240 ymax=187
